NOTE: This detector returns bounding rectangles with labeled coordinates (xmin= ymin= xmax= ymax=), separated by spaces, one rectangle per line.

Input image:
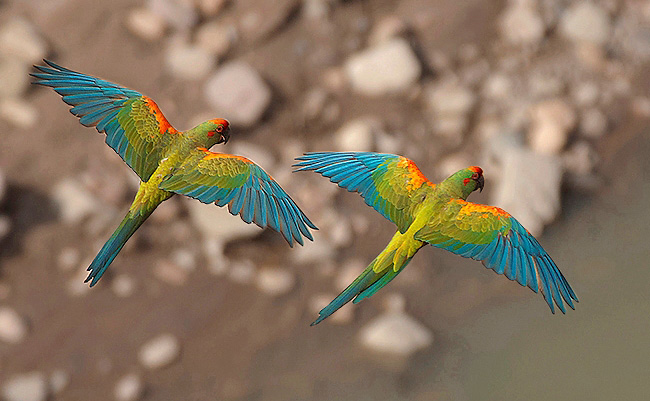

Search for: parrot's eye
xmin=216 ymin=125 xmax=224 ymax=133
xmin=471 ymin=172 xmax=479 ymax=180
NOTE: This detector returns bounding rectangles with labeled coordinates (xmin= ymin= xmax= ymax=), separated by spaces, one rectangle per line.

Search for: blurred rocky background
xmin=0 ymin=0 xmax=649 ymax=400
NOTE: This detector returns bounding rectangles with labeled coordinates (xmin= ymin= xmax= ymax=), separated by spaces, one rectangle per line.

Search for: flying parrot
xmin=294 ymin=152 xmax=578 ymax=325
xmin=32 ymin=60 xmax=317 ymax=287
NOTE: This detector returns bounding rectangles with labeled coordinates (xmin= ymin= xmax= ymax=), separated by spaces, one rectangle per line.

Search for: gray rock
xmin=0 ymin=18 xmax=48 ymax=64
xmin=303 ymin=0 xmax=330 ymax=20
xmin=255 ymin=267 xmax=295 ymax=296
xmin=185 ymin=198 xmax=262 ymax=243
xmin=171 ymin=248 xmax=197 ymax=271
xmin=0 ymin=98 xmax=38 ymax=128
xmin=1 ymin=372 xmax=48 ymax=401
xmin=481 ymin=73 xmax=512 ymax=100
xmin=111 ymin=275 xmax=137 ymax=298
xmin=0 ymin=306 xmax=28 ymax=344
xmin=126 ymin=7 xmax=167 ymax=42
xmin=560 ymin=2 xmax=611 ymax=45
xmin=228 ymin=259 xmax=256 ymax=284
xmin=528 ymin=98 xmax=576 ymax=154
xmin=425 ymin=80 xmax=476 ymax=119
xmin=154 ymin=259 xmax=188 ymax=286
xmin=580 ymin=108 xmax=608 ymax=138
xmin=52 ymin=178 xmax=102 ymax=225
xmin=57 ymin=247 xmax=80 ymax=272
xmin=359 ymin=312 xmax=433 ymax=357
xmin=571 ymin=81 xmax=600 ymax=108
xmin=290 ymin=234 xmax=335 ymax=265
xmin=49 ymin=370 xmax=69 ymax=394
xmin=345 ymin=38 xmax=421 ymax=96
xmin=204 ymin=61 xmax=271 ymax=127
xmin=114 ymin=373 xmax=144 ymax=401
xmin=165 ymin=38 xmax=215 ymax=80
xmin=334 ymin=117 xmax=380 ymax=151
xmin=0 ymin=58 xmax=30 ymax=99
xmin=368 ymin=16 xmax=407 ymax=44
xmin=195 ymin=21 xmax=236 ymax=58
xmin=138 ymin=333 xmax=181 ymax=369
xmin=499 ymin=1 xmax=546 ymax=46
xmin=147 ymin=0 xmax=198 ymax=31
xmin=563 ymin=141 xmax=598 ymax=176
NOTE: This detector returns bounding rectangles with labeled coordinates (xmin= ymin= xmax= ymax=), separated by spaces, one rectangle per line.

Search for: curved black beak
xmin=477 ymin=175 xmax=484 ymax=192
xmin=217 ymin=134 xmax=229 ymax=144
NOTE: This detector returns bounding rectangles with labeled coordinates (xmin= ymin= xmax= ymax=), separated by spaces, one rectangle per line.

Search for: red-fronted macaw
xmin=294 ymin=152 xmax=578 ymax=325
xmin=32 ymin=60 xmax=317 ymax=286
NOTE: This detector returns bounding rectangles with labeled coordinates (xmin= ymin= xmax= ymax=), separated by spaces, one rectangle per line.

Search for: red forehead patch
xmin=468 ymin=166 xmax=483 ymax=174
xmin=210 ymin=118 xmax=229 ymax=128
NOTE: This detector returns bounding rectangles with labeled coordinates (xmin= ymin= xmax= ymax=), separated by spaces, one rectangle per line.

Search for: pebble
xmin=112 ymin=274 xmax=137 ymax=297
xmin=147 ymin=0 xmax=198 ymax=31
xmin=579 ymin=108 xmax=608 ymax=138
xmin=185 ymin=199 xmax=262 ymax=243
xmin=563 ymin=141 xmax=598 ymax=176
xmin=57 ymin=247 xmax=80 ymax=272
xmin=499 ymin=1 xmax=546 ymax=46
xmin=290 ymin=234 xmax=335 ymax=265
xmin=114 ymin=373 xmax=144 ymax=401
xmin=154 ymin=259 xmax=188 ymax=286
xmin=0 ymin=98 xmax=38 ymax=128
xmin=571 ymin=81 xmax=600 ymax=108
xmin=632 ymin=96 xmax=650 ymax=117
xmin=0 ymin=306 xmax=28 ymax=344
xmin=1 ymin=372 xmax=49 ymax=401
xmin=204 ymin=61 xmax=272 ymax=127
xmin=0 ymin=58 xmax=30 ymax=99
xmin=165 ymin=38 xmax=215 ymax=80
xmin=359 ymin=311 xmax=433 ymax=357
xmin=228 ymin=259 xmax=256 ymax=284
xmin=52 ymin=178 xmax=102 ymax=225
xmin=126 ymin=7 xmax=167 ymax=41
xmin=195 ymin=21 xmax=236 ymax=59
xmin=0 ymin=18 xmax=48 ymax=64
xmin=171 ymin=248 xmax=197 ymax=271
xmin=255 ymin=267 xmax=296 ymax=296
xmin=560 ymin=2 xmax=611 ymax=45
xmin=334 ymin=117 xmax=380 ymax=151
xmin=425 ymin=81 xmax=476 ymax=119
xmin=138 ymin=333 xmax=181 ymax=370
xmin=481 ymin=72 xmax=512 ymax=100
xmin=368 ymin=16 xmax=407 ymax=44
xmin=49 ymin=370 xmax=69 ymax=394
xmin=528 ymin=98 xmax=576 ymax=154
xmin=344 ymin=38 xmax=421 ymax=96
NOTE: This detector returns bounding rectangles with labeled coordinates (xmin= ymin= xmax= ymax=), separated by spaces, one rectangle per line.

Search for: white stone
xmin=580 ymin=108 xmax=607 ymax=138
xmin=228 ymin=259 xmax=256 ymax=284
xmin=359 ymin=312 xmax=433 ymax=357
xmin=204 ymin=61 xmax=271 ymax=127
xmin=0 ymin=307 xmax=28 ymax=344
xmin=1 ymin=372 xmax=48 ymax=401
xmin=563 ymin=141 xmax=598 ymax=176
xmin=52 ymin=178 xmax=102 ymax=224
xmin=425 ymin=81 xmax=476 ymax=119
xmin=57 ymin=247 xmax=79 ymax=272
xmin=147 ymin=0 xmax=198 ymax=30
xmin=481 ymin=73 xmax=512 ymax=100
xmin=154 ymin=260 xmax=188 ymax=285
xmin=171 ymin=248 xmax=196 ymax=271
xmin=112 ymin=275 xmax=137 ymax=297
xmin=560 ymin=2 xmax=611 ymax=45
xmin=528 ymin=99 xmax=576 ymax=154
xmin=126 ymin=7 xmax=167 ymax=41
xmin=0 ymin=58 xmax=30 ymax=99
xmin=255 ymin=267 xmax=295 ymax=296
xmin=345 ymin=38 xmax=421 ymax=96
xmin=49 ymin=370 xmax=69 ymax=394
xmin=290 ymin=234 xmax=335 ymax=265
xmin=138 ymin=333 xmax=181 ymax=369
xmin=196 ymin=21 xmax=236 ymax=58
xmin=0 ymin=98 xmax=38 ymax=128
xmin=185 ymin=199 xmax=262 ymax=243
xmin=114 ymin=373 xmax=144 ymax=401
xmin=334 ymin=118 xmax=380 ymax=151
xmin=571 ymin=81 xmax=600 ymax=108
xmin=0 ymin=18 xmax=48 ymax=64
xmin=165 ymin=39 xmax=214 ymax=80
xmin=499 ymin=2 xmax=546 ymax=46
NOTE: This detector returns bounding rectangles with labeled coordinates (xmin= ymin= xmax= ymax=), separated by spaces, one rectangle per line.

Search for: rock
xmin=230 ymin=141 xmax=276 ymax=172
xmin=0 ymin=215 xmax=10 ymax=242
xmin=303 ymin=0 xmax=330 ymax=20
xmin=291 ymin=234 xmax=335 ymax=265
xmin=0 ymin=98 xmax=38 ymax=128
xmin=302 ymin=88 xmax=329 ymax=122
xmin=114 ymin=373 xmax=144 ymax=401
xmin=382 ymin=293 xmax=407 ymax=313
xmin=204 ymin=61 xmax=271 ymax=127
xmin=560 ymin=2 xmax=611 ymax=45
xmin=196 ymin=21 xmax=236 ymax=58
xmin=202 ymin=239 xmax=229 ymax=275
xmin=499 ymin=1 xmax=546 ymax=46
xmin=154 ymin=259 xmax=188 ymax=286
xmin=491 ymin=143 xmax=563 ymax=236
xmin=185 ymin=199 xmax=262 ymax=243
xmin=579 ymin=108 xmax=607 ymax=138
xmin=0 ymin=307 xmax=28 ymax=344
xmin=528 ymin=74 xmax=564 ymax=98
xmin=49 ymin=370 xmax=69 ymax=394
xmin=255 ymin=267 xmax=295 ymax=296
xmin=138 ymin=333 xmax=181 ymax=369
xmin=632 ymin=96 xmax=650 ymax=118
xmin=369 ymin=16 xmax=407 ymax=44
xmin=147 ymin=0 xmax=198 ymax=31
xmin=126 ymin=7 xmax=167 ymax=41
xmin=481 ymin=72 xmax=512 ymax=100
xmin=1 ymin=373 xmax=48 ymax=401
xmin=563 ymin=141 xmax=598 ymax=176
xmin=0 ymin=58 xmax=30 ymax=99
xmin=0 ymin=18 xmax=48 ymax=64
xmin=171 ymin=248 xmax=197 ymax=271
xmin=165 ymin=38 xmax=215 ymax=80
xmin=197 ymin=0 xmax=227 ymax=17
xmin=528 ymin=98 xmax=576 ymax=154
xmin=52 ymin=178 xmax=102 ymax=225
xmin=334 ymin=117 xmax=381 ymax=151
xmin=425 ymin=80 xmax=476 ymax=142
xmin=238 ymin=0 xmax=300 ymax=44
xmin=571 ymin=81 xmax=600 ymax=108
xmin=112 ymin=274 xmax=137 ymax=297
xmin=345 ymin=38 xmax=421 ymax=96
xmin=57 ymin=247 xmax=80 ymax=272
xmin=359 ymin=312 xmax=433 ymax=357
xmin=228 ymin=259 xmax=256 ymax=284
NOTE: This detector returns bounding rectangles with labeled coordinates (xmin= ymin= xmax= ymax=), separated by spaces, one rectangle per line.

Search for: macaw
xmin=32 ymin=60 xmax=317 ymax=287
xmin=294 ymin=152 xmax=578 ymax=325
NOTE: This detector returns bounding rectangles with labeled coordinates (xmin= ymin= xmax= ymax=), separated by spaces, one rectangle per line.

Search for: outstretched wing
xmin=294 ymin=152 xmax=434 ymax=233
xmin=32 ymin=60 xmax=178 ymax=181
xmin=415 ymin=200 xmax=578 ymax=313
xmin=160 ymin=148 xmax=317 ymax=247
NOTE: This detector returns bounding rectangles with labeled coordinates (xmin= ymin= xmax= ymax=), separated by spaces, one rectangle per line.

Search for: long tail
xmin=311 ymin=233 xmax=420 ymax=326
xmin=85 ymin=208 xmax=153 ymax=287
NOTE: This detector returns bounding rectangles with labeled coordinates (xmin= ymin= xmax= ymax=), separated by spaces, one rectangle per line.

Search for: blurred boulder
xmin=560 ymin=2 xmax=611 ymax=45
xmin=185 ymin=198 xmax=262 ymax=244
xmin=196 ymin=21 xmax=237 ymax=59
xmin=1 ymin=372 xmax=48 ymax=401
xmin=126 ymin=7 xmax=167 ymax=42
xmin=165 ymin=38 xmax=215 ymax=80
xmin=0 ymin=18 xmax=48 ymax=64
xmin=147 ymin=0 xmax=198 ymax=31
xmin=52 ymin=178 xmax=103 ymax=225
xmin=0 ymin=58 xmax=30 ymax=99
xmin=359 ymin=311 xmax=433 ymax=357
xmin=48 ymin=370 xmax=69 ymax=395
xmin=255 ymin=267 xmax=295 ymax=296
xmin=499 ymin=0 xmax=546 ymax=46
xmin=579 ymin=108 xmax=608 ymax=138
xmin=0 ymin=98 xmax=39 ymax=128
xmin=114 ymin=373 xmax=144 ymax=401
xmin=528 ymin=98 xmax=576 ymax=154
xmin=334 ymin=117 xmax=381 ymax=151
xmin=345 ymin=38 xmax=421 ymax=96
xmin=0 ymin=306 xmax=28 ymax=344
xmin=138 ymin=333 xmax=181 ymax=369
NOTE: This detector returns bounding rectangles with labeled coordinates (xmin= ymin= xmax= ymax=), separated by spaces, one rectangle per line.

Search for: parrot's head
xmin=193 ymin=118 xmax=230 ymax=146
xmin=450 ymin=166 xmax=484 ymax=199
